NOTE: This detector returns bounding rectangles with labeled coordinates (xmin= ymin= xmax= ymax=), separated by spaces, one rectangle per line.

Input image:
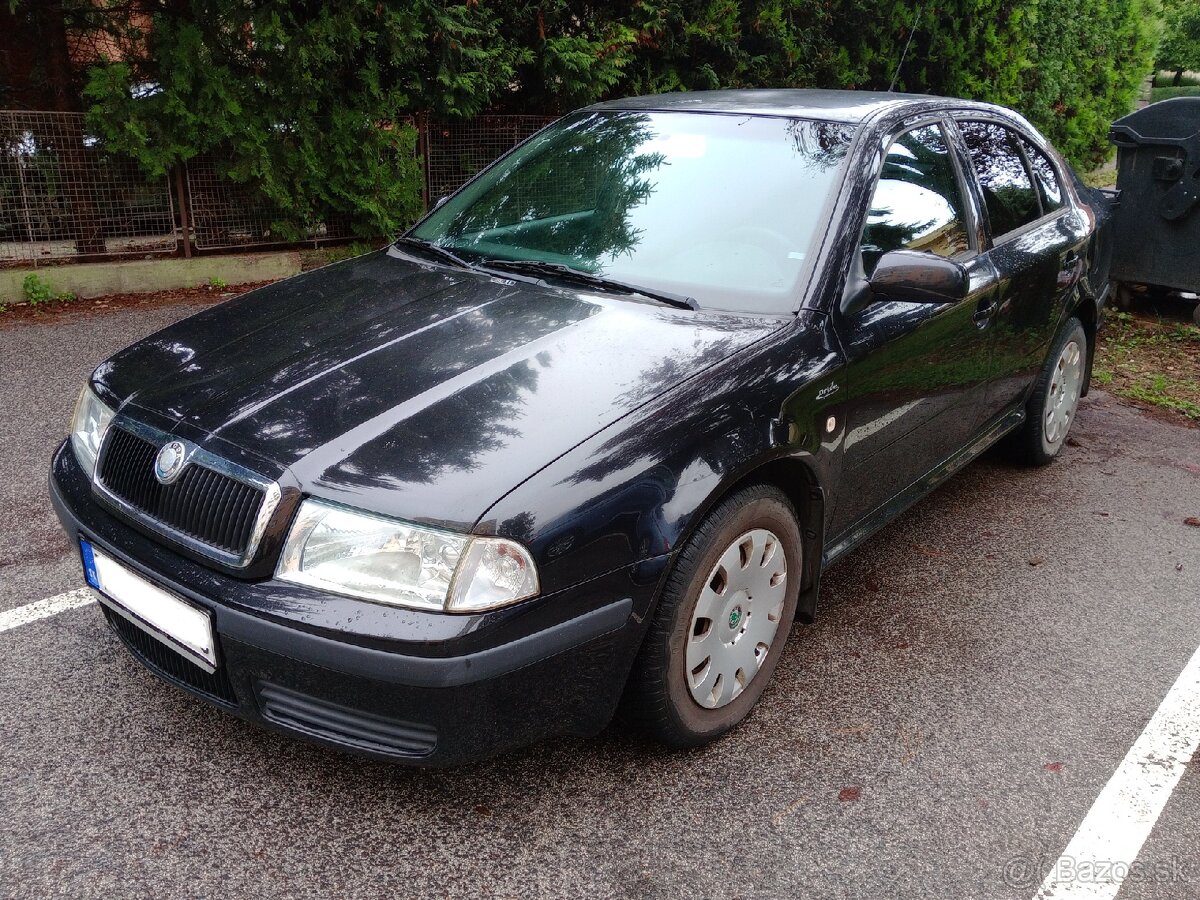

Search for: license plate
xmin=80 ymin=539 xmax=217 ymax=672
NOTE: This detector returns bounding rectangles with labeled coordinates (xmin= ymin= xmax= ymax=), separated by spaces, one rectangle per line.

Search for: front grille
xmin=104 ymin=607 xmax=237 ymax=705
xmin=256 ymin=682 xmax=438 ymax=757
xmin=98 ymin=426 xmax=265 ymax=557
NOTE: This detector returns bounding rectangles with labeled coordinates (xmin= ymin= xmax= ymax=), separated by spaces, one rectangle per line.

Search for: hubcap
xmin=686 ymin=528 xmax=788 ymax=709
xmin=1044 ymin=339 xmax=1083 ymax=447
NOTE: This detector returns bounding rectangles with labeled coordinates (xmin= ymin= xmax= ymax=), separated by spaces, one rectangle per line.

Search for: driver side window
xmin=861 ymin=123 xmax=971 ymax=276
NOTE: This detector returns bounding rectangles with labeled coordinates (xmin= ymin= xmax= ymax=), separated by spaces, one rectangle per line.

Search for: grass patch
xmin=1082 ymin=167 xmax=1117 ymax=188
xmin=1151 ymin=85 xmax=1200 ymax=102
xmin=1095 ymin=310 xmax=1200 ymax=422
xmin=20 ymin=273 xmax=76 ymax=307
xmin=1155 ymin=70 xmax=1200 ymax=86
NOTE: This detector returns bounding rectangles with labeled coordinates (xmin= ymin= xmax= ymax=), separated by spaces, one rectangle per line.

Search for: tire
xmin=624 ymin=484 xmax=802 ymax=748
xmin=1006 ymin=317 xmax=1088 ymax=466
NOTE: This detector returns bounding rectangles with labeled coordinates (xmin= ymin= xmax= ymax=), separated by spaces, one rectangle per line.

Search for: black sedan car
xmin=52 ymin=90 xmax=1112 ymax=764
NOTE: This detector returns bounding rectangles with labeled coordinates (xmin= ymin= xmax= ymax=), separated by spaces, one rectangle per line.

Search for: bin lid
xmin=1110 ymin=97 xmax=1200 ymax=146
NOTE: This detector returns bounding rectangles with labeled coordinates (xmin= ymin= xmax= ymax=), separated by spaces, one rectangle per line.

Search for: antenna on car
xmin=888 ymin=5 xmax=923 ymax=92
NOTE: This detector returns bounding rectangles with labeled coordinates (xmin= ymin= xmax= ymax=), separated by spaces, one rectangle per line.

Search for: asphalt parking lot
xmin=2 ymin=300 xmax=1198 ymax=899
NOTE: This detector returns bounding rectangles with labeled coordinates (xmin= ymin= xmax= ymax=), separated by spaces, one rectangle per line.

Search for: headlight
xmin=276 ymin=499 xmax=539 ymax=613
xmin=70 ymin=386 xmax=115 ymax=478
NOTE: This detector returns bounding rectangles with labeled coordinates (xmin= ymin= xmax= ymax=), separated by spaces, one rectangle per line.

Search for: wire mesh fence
xmin=0 ymin=110 xmax=176 ymax=265
xmin=1 ymin=110 xmax=559 ymax=263
xmin=422 ymin=115 xmax=557 ymax=201
xmin=184 ymin=155 xmax=356 ymax=251
xmin=182 ymin=115 xmax=556 ymax=251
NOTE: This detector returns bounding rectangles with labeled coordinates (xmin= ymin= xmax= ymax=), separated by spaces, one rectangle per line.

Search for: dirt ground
xmin=1094 ymin=308 xmax=1200 ymax=425
xmin=0 ymin=281 xmax=271 ymax=328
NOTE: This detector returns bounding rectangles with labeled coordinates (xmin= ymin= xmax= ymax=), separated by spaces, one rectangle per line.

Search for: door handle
xmin=973 ymin=298 xmax=998 ymax=326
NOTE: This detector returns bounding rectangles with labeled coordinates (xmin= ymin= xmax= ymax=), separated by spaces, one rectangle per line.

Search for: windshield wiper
xmin=394 ymin=236 xmax=477 ymax=271
xmin=480 ymin=259 xmax=698 ymax=310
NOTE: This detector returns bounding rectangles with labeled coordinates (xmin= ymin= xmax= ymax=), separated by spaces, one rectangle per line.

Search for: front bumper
xmin=50 ymin=442 xmax=665 ymax=765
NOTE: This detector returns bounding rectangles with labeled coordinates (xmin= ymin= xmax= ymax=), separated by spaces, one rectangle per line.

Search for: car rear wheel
xmin=1007 ymin=316 xmax=1088 ymax=466
xmin=624 ymin=484 xmax=801 ymax=748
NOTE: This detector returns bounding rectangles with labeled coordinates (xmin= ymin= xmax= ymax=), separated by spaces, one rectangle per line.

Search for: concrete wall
xmin=0 ymin=252 xmax=301 ymax=304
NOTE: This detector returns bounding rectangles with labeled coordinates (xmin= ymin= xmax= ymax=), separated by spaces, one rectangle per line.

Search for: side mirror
xmin=868 ymin=250 xmax=968 ymax=304
xmin=433 ymin=195 xmax=450 ymax=210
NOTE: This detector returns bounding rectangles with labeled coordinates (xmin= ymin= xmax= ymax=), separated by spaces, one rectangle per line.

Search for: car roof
xmin=584 ymin=88 xmax=961 ymax=124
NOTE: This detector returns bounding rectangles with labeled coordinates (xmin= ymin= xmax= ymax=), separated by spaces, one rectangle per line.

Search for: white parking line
xmin=0 ymin=589 xmax=95 ymax=634
xmin=1035 ymin=643 xmax=1200 ymax=899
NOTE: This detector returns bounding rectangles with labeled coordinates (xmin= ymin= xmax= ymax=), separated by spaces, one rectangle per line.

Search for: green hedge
xmin=577 ymin=0 xmax=1160 ymax=169
xmin=78 ymin=0 xmax=1161 ymax=236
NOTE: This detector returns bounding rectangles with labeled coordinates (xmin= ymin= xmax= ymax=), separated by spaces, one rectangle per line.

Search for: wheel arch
xmin=669 ymin=454 xmax=827 ymax=626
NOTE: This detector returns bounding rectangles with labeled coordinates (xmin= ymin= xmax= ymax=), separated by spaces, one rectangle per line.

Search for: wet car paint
xmin=91 ymin=248 xmax=783 ymax=575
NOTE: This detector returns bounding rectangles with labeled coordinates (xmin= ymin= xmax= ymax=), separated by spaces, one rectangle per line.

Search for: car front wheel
xmin=625 ymin=484 xmax=802 ymax=748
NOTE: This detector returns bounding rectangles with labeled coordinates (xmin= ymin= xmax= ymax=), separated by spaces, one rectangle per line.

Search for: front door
xmin=831 ymin=120 xmax=999 ymax=536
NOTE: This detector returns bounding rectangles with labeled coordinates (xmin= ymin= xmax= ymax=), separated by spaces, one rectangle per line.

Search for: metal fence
xmin=420 ymin=114 xmax=557 ymax=201
xmin=0 ymin=110 xmax=176 ymax=265
xmin=1 ymin=110 xmax=558 ymax=264
xmin=183 ymin=155 xmax=358 ymax=251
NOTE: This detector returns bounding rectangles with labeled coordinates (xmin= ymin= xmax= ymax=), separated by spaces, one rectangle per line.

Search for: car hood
xmin=94 ymin=249 xmax=783 ymax=530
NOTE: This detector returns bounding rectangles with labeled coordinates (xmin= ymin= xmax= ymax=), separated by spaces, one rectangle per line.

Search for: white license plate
xmin=80 ymin=539 xmax=217 ymax=672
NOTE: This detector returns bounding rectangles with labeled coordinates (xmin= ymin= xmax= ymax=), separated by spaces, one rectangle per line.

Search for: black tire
xmin=624 ymin=484 xmax=802 ymax=748
xmin=1006 ymin=316 xmax=1088 ymax=466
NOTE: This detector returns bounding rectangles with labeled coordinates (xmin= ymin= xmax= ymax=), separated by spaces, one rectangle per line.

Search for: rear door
xmin=951 ymin=119 xmax=1089 ymax=417
xmin=830 ymin=119 xmax=1000 ymax=535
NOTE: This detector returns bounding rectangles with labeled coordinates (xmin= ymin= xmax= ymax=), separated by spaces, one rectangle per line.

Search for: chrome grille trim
xmin=93 ymin=415 xmax=282 ymax=569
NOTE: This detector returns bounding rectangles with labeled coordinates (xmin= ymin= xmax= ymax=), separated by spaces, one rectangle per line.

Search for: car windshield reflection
xmin=410 ymin=111 xmax=856 ymax=314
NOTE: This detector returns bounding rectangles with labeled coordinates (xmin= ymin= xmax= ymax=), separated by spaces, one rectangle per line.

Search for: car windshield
xmin=408 ymin=111 xmax=857 ymax=314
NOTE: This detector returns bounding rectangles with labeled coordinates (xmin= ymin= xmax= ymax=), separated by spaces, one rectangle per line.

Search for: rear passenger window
xmin=1021 ymin=138 xmax=1064 ymax=211
xmin=959 ymin=122 xmax=1041 ymax=238
xmin=860 ymin=123 xmax=971 ymax=275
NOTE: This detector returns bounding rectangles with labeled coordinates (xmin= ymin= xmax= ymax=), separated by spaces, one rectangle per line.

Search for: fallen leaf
xmin=474 ymin=804 xmax=493 ymax=816
xmin=1028 ymin=556 xmax=1045 ymax=567
xmin=1044 ymin=762 xmax=1064 ymax=773
xmin=1184 ymin=517 xmax=1200 ymax=528
xmin=838 ymin=786 xmax=861 ymax=802
xmin=913 ymin=544 xmax=946 ymax=558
